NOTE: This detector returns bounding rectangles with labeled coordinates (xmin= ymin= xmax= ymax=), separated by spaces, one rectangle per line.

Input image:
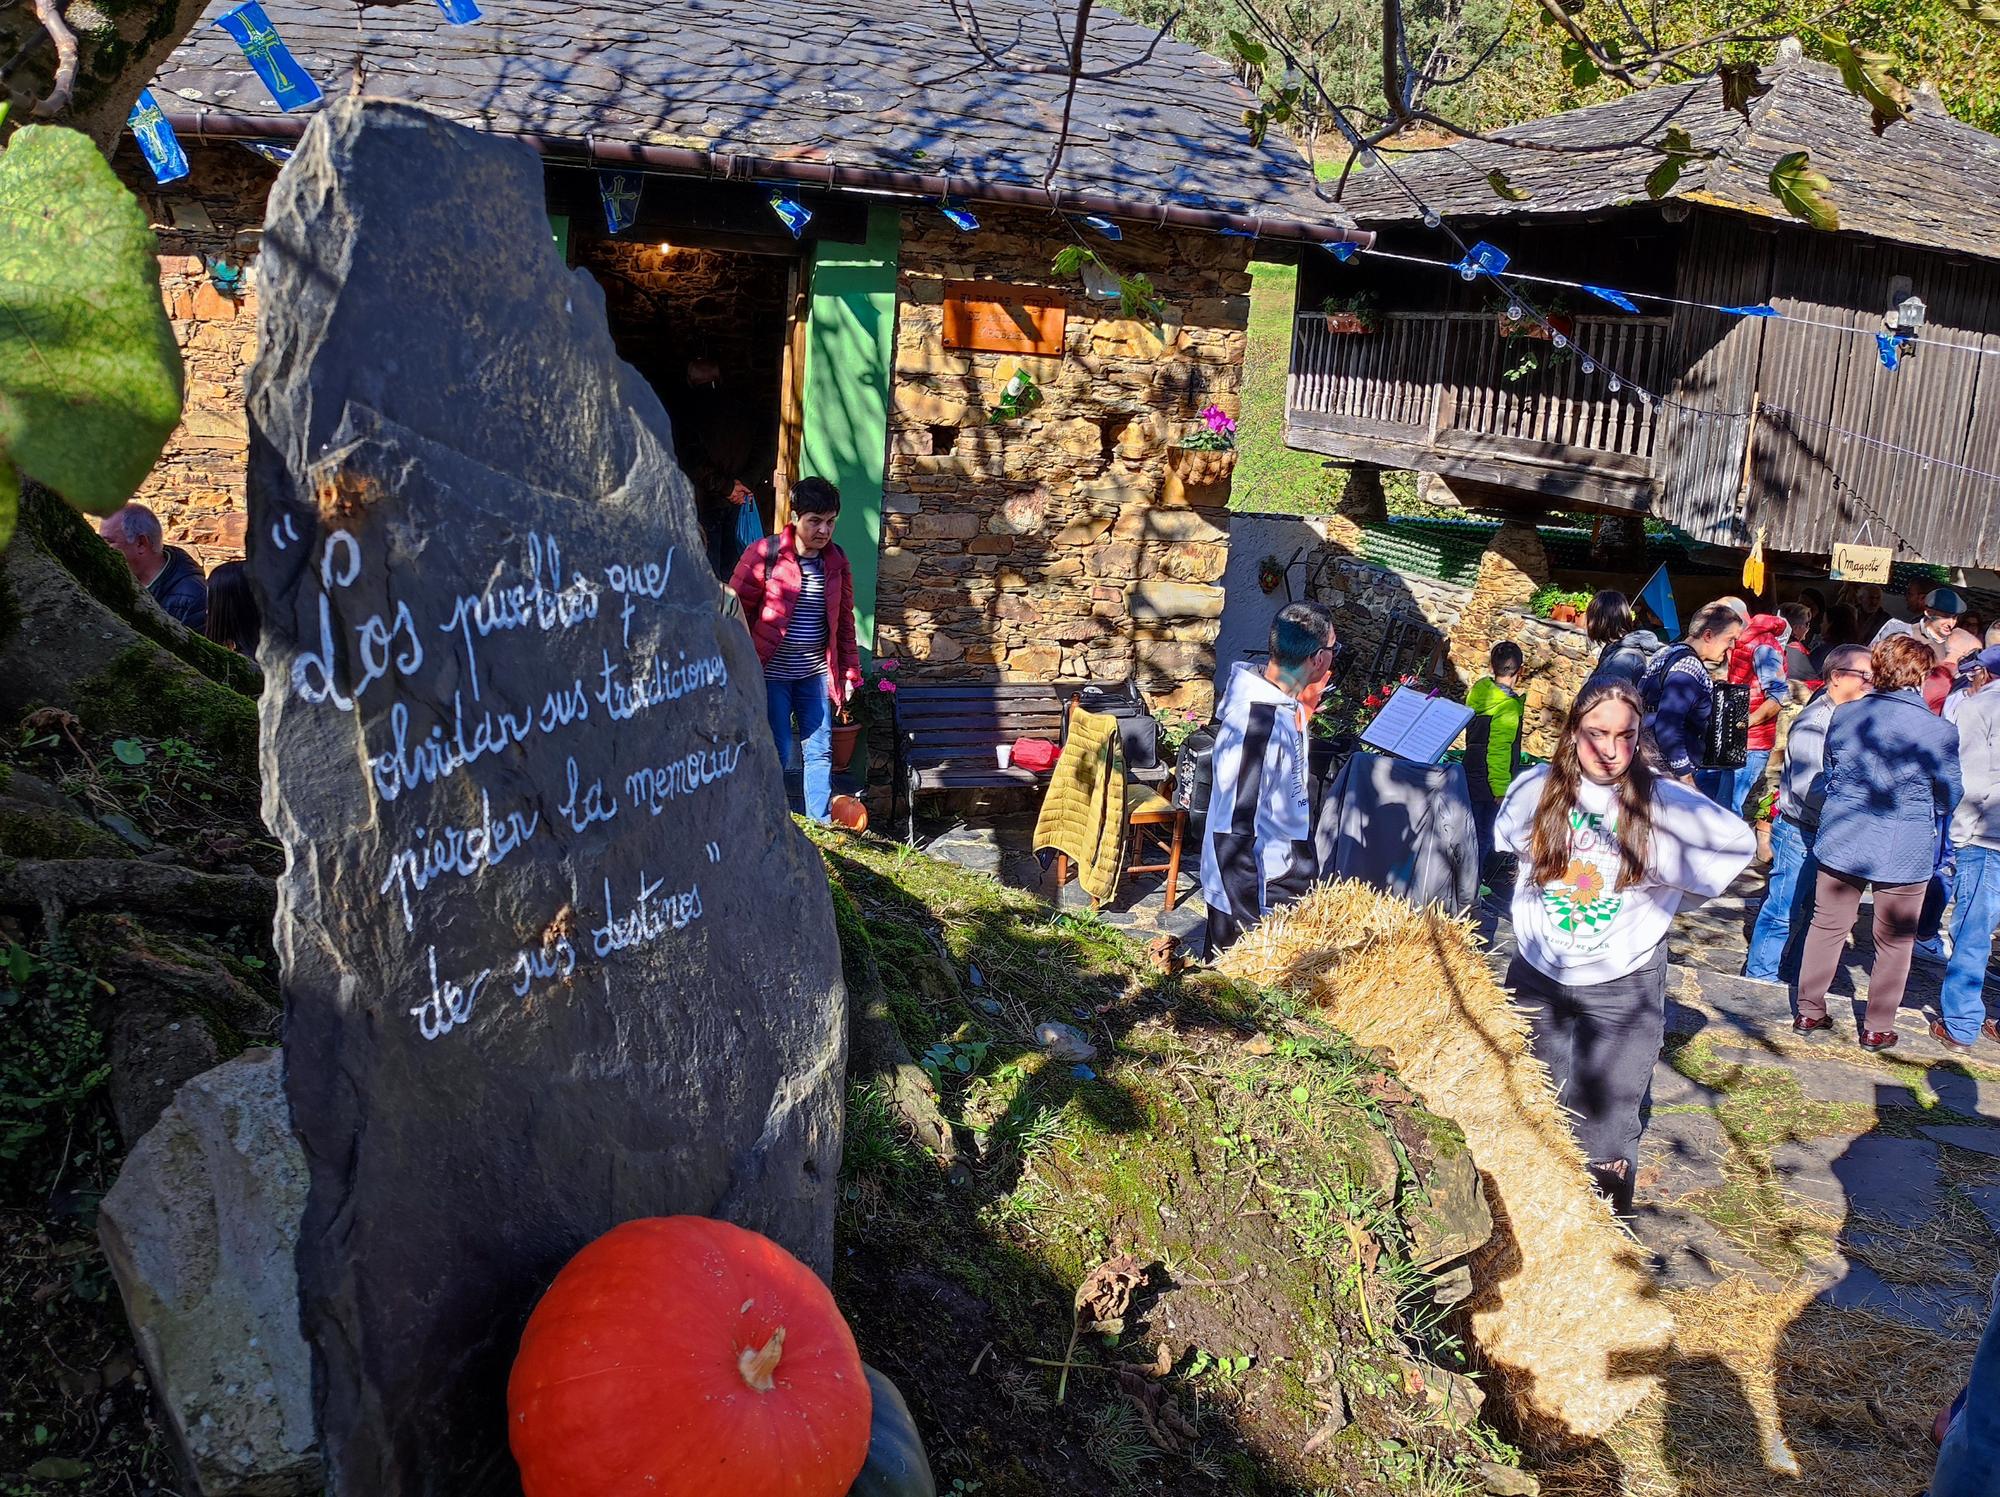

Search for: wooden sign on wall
xmin=1830 ymin=542 xmax=1893 ymax=584
xmin=942 ymin=281 xmax=1067 ymax=356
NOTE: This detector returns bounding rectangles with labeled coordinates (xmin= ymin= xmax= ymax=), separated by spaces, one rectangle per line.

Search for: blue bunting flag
xmin=940 ymin=203 xmax=979 ymax=232
xmin=239 ymin=140 xmax=294 ymax=164
xmin=1584 ymin=284 xmax=1640 ymax=312
xmin=597 ymin=171 xmax=640 ymax=234
xmin=1722 ymin=304 xmax=1778 ymax=318
xmin=768 ymin=190 xmax=812 ymax=239
xmin=1324 ymin=240 xmax=1360 ymax=262
xmin=128 ymin=91 xmax=190 ymax=185
xmin=213 ymin=1 xmax=322 ymax=112
xmin=1077 ymin=215 xmax=1123 ymax=240
xmin=1453 ymin=240 xmax=1510 ymax=280
xmin=433 ymin=0 xmax=481 ymax=23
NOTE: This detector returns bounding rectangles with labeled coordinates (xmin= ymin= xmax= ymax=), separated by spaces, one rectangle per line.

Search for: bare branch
xmin=946 ymin=0 xmax=1182 ymax=81
xmin=28 ymin=0 xmax=77 ymax=117
xmin=1043 ymin=0 xmax=1094 ymax=190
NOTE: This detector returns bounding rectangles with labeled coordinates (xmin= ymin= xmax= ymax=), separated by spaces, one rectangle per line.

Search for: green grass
xmin=1232 ymin=262 xmax=1443 ymax=520
xmin=1232 ymin=261 xmax=1344 ymax=517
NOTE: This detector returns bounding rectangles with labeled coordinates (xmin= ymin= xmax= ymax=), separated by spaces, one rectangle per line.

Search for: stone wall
xmin=1301 ymin=516 xmax=1584 ymax=755
xmin=875 ymin=206 xmax=1252 ymax=714
xmin=116 ymin=143 xmax=277 ymax=570
xmin=1500 ymin=610 xmax=1596 ymax=759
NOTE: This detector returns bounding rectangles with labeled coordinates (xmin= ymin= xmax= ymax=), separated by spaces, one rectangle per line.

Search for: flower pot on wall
xmin=1323 ymin=312 xmax=1374 ymax=335
xmin=831 ymin=721 xmax=863 ymax=773
xmin=1169 ymin=446 xmax=1238 ymax=488
xmin=1497 ymin=312 xmax=1574 ymax=342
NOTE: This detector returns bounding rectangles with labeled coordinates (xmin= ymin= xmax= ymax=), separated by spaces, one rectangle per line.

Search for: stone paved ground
xmin=912 ymin=806 xmax=2000 ymax=1340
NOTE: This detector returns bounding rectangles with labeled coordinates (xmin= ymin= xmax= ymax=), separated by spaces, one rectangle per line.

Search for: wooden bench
xmin=889 ymin=682 xmax=1166 ymax=845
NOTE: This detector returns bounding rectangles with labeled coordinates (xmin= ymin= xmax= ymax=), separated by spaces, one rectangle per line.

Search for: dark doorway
xmin=576 ymin=232 xmax=799 ymax=580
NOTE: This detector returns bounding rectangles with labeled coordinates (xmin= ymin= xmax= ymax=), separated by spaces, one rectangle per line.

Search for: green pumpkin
xmin=847 ymin=1365 xmax=935 ymax=1497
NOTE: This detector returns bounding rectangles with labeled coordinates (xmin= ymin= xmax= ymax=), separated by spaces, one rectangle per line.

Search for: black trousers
xmin=1505 ymin=942 xmax=1671 ymax=1215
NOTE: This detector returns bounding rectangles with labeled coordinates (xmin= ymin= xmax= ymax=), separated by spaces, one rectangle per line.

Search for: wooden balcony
xmin=1285 ymin=310 xmax=1674 ymax=509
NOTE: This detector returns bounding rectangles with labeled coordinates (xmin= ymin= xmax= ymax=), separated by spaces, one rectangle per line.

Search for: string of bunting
xmin=1327 ymin=242 xmax=2000 ymax=365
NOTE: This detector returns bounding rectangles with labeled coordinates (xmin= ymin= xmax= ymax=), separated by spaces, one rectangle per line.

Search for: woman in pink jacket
xmin=727 ymin=478 xmax=863 ymax=822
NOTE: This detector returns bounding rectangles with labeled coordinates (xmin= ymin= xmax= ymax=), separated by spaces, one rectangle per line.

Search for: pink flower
xmin=876 ymin=659 xmax=901 ymax=672
xmin=1200 ymin=404 xmax=1237 ymax=437
xmin=879 ymin=680 xmax=898 ymax=693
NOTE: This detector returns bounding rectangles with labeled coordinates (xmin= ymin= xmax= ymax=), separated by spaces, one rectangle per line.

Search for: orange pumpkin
xmin=508 ymin=1216 xmax=872 ymax=1497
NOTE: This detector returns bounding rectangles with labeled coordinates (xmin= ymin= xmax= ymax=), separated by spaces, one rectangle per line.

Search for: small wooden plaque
xmin=1830 ymin=541 xmax=1893 ymax=584
xmin=942 ymin=281 xmax=1067 ymax=355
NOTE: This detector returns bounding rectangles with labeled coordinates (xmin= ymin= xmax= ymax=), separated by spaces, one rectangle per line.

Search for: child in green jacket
xmin=1465 ymin=642 xmax=1526 ymax=880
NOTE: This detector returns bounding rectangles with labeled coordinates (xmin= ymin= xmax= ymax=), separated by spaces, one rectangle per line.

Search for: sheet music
xmin=1359 ymin=686 xmax=1475 ymax=765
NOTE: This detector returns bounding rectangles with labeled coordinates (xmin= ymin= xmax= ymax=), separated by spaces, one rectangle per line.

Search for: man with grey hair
xmin=99 ymin=503 xmax=208 ymax=631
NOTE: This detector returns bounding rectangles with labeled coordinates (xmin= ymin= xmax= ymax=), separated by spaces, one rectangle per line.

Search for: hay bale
xmin=1216 ymin=881 xmax=1670 ymax=1445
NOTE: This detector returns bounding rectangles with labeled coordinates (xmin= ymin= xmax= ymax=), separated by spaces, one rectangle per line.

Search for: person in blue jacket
xmin=1639 ymin=601 xmax=1745 ymax=786
xmin=1792 ymin=634 xmax=1962 ymax=1051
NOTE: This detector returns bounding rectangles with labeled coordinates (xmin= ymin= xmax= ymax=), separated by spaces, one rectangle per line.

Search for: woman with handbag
xmin=1493 ymin=676 xmax=1755 ymax=1214
xmin=1792 ymin=635 xmax=1963 ymax=1050
xmin=1639 ymin=601 xmax=1746 ymax=789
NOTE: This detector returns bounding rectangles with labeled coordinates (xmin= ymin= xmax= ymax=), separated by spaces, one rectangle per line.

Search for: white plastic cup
xmin=996 ymin=743 xmax=1014 ymax=769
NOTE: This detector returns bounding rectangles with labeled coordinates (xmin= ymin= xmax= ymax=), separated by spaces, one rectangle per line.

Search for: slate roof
xmin=147 ymin=0 xmax=1359 ymax=240
xmin=1336 ymin=54 xmax=2000 ymax=262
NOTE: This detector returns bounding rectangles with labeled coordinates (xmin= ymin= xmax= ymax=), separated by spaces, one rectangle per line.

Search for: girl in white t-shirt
xmin=1494 ymin=676 xmax=1755 ymax=1213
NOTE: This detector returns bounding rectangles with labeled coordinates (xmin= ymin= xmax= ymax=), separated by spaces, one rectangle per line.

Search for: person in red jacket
xmin=1722 ymin=611 xmax=1793 ymax=820
xmin=727 ymin=477 xmax=863 ymax=822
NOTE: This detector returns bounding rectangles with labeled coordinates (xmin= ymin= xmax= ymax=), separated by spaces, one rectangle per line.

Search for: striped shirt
xmin=766 ymin=554 xmax=828 ymax=681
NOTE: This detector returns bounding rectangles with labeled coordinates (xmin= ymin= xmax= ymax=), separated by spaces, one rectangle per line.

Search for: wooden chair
xmin=1048 ymin=700 xmax=1188 ymax=912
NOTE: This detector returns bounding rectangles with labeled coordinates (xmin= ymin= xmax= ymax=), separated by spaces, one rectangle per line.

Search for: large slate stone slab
xmin=244 ymin=101 xmax=846 ymax=1496
xmin=1769 ymin=1134 xmax=1941 ymax=1225
xmin=98 ymin=1050 xmax=316 ymax=1496
xmin=1922 ymin=1124 xmax=2000 ymax=1159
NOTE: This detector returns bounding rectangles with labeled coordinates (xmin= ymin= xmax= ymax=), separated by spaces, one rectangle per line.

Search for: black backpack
xmin=1061 ymin=682 xmax=1159 ymax=772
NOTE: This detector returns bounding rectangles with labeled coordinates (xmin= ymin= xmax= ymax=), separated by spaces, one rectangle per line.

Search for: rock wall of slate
xmin=115 ymin=143 xmax=278 ymax=569
xmin=878 ymin=207 xmax=1253 ymax=716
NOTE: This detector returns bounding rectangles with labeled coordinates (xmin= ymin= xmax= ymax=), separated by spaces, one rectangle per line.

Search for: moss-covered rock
xmin=817 ymin=829 xmax=1521 ymax=1497
xmin=0 ymin=798 xmax=131 ymax=860
xmin=80 ymin=643 xmax=259 ymax=767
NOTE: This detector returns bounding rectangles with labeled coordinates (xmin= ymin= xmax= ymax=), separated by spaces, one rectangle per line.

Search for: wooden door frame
xmin=773 ymin=258 xmax=811 ymax=531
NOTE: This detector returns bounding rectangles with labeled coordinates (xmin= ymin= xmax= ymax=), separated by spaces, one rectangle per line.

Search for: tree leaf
xmin=1487 ymin=169 xmax=1532 ymax=201
xmin=1243 ymin=106 xmax=1270 ymax=148
xmin=0 ymin=126 xmax=183 ymax=519
xmin=1051 ymin=245 xmax=1092 ymax=278
xmin=1225 ymin=28 xmax=1268 ymax=67
xmin=1770 ymin=151 xmax=1839 ymax=231
xmin=1718 ymin=62 xmax=1773 ymax=120
xmin=1821 ymin=32 xmax=1911 ymax=133
xmin=111 ymin=738 xmax=148 ymax=765
xmin=1646 ymin=156 xmax=1686 ymax=198
xmin=1560 ymin=39 xmax=1600 ymax=86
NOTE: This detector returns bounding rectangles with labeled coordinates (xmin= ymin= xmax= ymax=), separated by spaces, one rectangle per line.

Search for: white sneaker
xmin=1913 ymin=935 xmax=1951 ymax=965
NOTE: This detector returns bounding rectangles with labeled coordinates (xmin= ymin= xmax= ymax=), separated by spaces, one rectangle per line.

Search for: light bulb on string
xmin=1552 ymin=333 xmax=1569 ymax=350
xmin=1458 ymin=262 xmax=1477 ymax=281
xmin=1581 ymin=357 xmax=1596 ymax=374
xmin=1507 ymin=302 xmax=1523 ymax=320
xmin=1608 ymin=376 xmax=1622 ymax=392
xmin=1422 ymin=208 xmax=1441 ymax=228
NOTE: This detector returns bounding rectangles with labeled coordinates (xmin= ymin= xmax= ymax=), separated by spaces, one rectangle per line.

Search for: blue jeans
xmin=1712 ymin=750 xmax=1770 ymax=817
xmin=1933 ymin=1273 xmax=2000 ymax=1497
xmin=1939 ymin=844 xmax=2000 ymax=1043
xmin=1746 ymin=816 xmax=1816 ymax=982
xmin=765 ymin=672 xmax=832 ymax=822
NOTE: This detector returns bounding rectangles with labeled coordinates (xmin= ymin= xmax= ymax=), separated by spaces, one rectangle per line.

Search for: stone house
xmin=126 ymin=0 xmax=1369 ymax=712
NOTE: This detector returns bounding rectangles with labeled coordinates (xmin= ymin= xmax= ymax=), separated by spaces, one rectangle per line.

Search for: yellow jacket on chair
xmin=1034 ymin=707 xmax=1128 ymax=905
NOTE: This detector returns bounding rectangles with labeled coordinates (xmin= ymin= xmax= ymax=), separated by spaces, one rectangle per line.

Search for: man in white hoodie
xmin=1201 ymin=602 xmax=1335 ymax=956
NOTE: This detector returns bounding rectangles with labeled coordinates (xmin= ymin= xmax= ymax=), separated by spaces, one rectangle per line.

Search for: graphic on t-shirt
xmin=1540 ymin=807 xmax=1624 ymax=948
